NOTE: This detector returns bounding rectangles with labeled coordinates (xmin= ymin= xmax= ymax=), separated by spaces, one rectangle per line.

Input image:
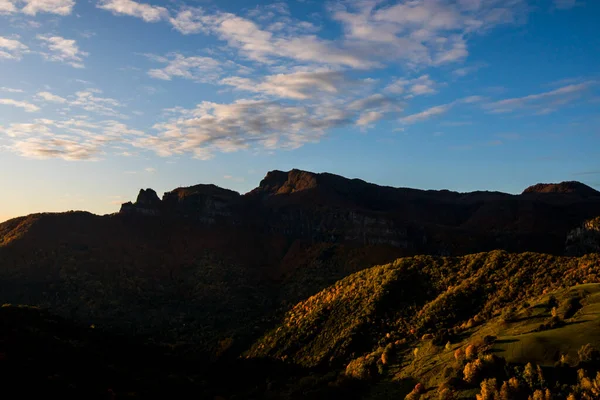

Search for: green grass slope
xmin=248 ymin=251 xmax=600 ymax=369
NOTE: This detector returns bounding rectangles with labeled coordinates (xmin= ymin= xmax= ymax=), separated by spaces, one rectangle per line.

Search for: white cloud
xmin=36 ymin=91 xmax=67 ymax=103
xmin=386 ymin=75 xmax=437 ymax=96
xmin=13 ymin=137 xmax=100 ymax=160
xmin=145 ymin=167 xmax=156 ymax=173
xmin=213 ymin=13 xmax=376 ymax=68
xmin=147 ymin=53 xmax=221 ymax=82
xmin=21 ymin=0 xmax=74 ymax=15
xmin=356 ymin=111 xmax=383 ymax=127
xmin=220 ymin=71 xmax=353 ymax=100
xmin=331 ymin=0 xmax=526 ymax=67
xmin=400 ymin=104 xmax=452 ymax=124
xmin=0 ymin=0 xmax=16 ymax=14
xmin=2 ymin=117 xmax=146 ymax=160
xmin=1 ymin=122 xmax=51 ymax=137
xmin=37 ymin=35 xmax=88 ymax=68
xmin=0 ymin=98 xmax=39 ymax=112
xmin=169 ymin=8 xmax=209 ymax=34
xmin=0 ymin=36 xmax=29 ymax=60
xmin=486 ymin=82 xmax=595 ymax=114
xmin=0 ymin=87 xmax=24 ymax=93
xmin=97 ymin=0 xmax=168 ymax=22
xmin=69 ymin=91 xmax=124 ymax=117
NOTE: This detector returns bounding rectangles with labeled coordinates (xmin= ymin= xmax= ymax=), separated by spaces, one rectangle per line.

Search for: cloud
xmin=145 ymin=167 xmax=156 ymax=173
xmin=12 ymin=137 xmax=100 ymax=160
xmin=69 ymin=91 xmax=125 ymax=117
xmin=356 ymin=111 xmax=384 ymax=127
xmin=330 ymin=0 xmax=526 ymax=68
xmin=169 ymin=8 xmax=209 ymax=34
xmin=220 ymin=71 xmax=354 ymax=100
xmin=2 ymin=117 xmax=146 ymax=160
xmin=554 ymin=0 xmax=577 ymax=9
xmin=37 ymin=35 xmax=88 ymax=68
xmin=213 ymin=13 xmax=376 ymax=68
xmin=133 ymin=99 xmax=359 ymax=159
xmin=386 ymin=75 xmax=437 ymax=96
xmin=1 ymin=122 xmax=51 ymax=137
xmin=223 ymin=174 xmax=245 ymax=182
xmin=485 ymin=82 xmax=595 ymax=114
xmin=453 ymin=62 xmax=487 ymax=77
xmin=0 ymin=98 xmax=40 ymax=112
xmin=147 ymin=53 xmax=221 ymax=82
xmin=21 ymin=0 xmax=74 ymax=15
xmin=0 ymin=0 xmax=16 ymax=14
xmin=0 ymin=36 xmax=29 ymax=60
xmin=0 ymin=87 xmax=24 ymax=93
xmin=36 ymin=91 xmax=67 ymax=103
xmin=400 ymin=95 xmax=483 ymax=124
xmin=97 ymin=0 xmax=168 ymax=22
xmin=400 ymin=104 xmax=452 ymax=124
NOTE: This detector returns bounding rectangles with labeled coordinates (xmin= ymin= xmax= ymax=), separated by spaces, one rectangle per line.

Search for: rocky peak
xmin=256 ymin=169 xmax=319 ymax=195
xmin=135 ymin=189 xmax=161 ymax=207
xmin=522 ymin=181 xmax=600 ymax=196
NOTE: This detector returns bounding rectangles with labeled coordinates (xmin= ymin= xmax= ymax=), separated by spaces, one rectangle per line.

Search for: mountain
xmin=1 ymin=169 xmax=600 ymax=398
xmin=1 ymin=169 xmax=599 ymax=346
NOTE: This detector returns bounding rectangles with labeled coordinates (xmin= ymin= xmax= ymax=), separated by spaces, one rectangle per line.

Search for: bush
xmin=578 ymin=343 xmax=600 ymax=364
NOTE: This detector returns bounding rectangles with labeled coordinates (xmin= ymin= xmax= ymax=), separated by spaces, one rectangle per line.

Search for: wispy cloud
xmin=37 ymin=35 xmax=88 ymax=68
xmin=146 ymin=53 xmax=221 ymax=82
xmin=69 ymin=91 xmax=125 ymax=118
xmin=1 ymin=117 xmax=145 ymax=160
xmin=554 ymin=0 xmax=578 ymax=10
xmin=400 ymin=96 xmax=482 ymax=124
xmin=221 ymin=70 xmax=355 ymax=100
xmin=485 ymin=82 xmax=595 ymax=114
xmin=401 ymin=104 xmax=452 ymax=124
xmin=385 ymin=75 xmax=437 ymax=96
xmin=223 ymin=174 xmax=245 ymax=183
xmin=0 ymin=98 xmax=40 ymax=112
xmin=0 ymin=86 xmax=24 ymax=93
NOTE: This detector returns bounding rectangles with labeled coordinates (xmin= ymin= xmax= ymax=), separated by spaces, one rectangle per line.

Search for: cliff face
xmin=566 ymin=216 xmax=600 ymax=255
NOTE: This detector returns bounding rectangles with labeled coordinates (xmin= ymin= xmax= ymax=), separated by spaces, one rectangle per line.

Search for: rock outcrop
xmin=523 ymin=181 xmax=600 ymax=197
xmin=566 ymin=216 xmax=600 ymax=255
xmin=120 ymin=184 xmax=240 ymax=223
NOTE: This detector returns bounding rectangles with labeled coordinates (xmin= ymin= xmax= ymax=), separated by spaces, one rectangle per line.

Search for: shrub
xmin=465 ymin=344 xmax=478 ymax=360
xmin=476 ymin=378 xmax=498 ymax=400
xmin=578 ymin=343 xmax=600 ymax=364
xmin=464 ymin=359 xmax=484 ymax=384
xmin=345 ymin=355 xmax=377 ymax=380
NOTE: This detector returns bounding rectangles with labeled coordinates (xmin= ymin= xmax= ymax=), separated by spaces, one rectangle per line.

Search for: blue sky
xmin=0 ymin=0 xmax=599 ymax=221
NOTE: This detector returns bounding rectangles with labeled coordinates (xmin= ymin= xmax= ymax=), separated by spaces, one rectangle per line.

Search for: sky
xmin=0 ymin=0 xmax=599 ymax=221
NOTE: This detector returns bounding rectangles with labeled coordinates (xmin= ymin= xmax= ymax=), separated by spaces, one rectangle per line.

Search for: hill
xmin=248 ymin=250 xmax=600 ymax=399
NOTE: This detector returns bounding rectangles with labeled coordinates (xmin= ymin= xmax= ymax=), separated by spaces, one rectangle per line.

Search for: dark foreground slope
xmin=2 ymin=250 xmax=600 ymax=399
